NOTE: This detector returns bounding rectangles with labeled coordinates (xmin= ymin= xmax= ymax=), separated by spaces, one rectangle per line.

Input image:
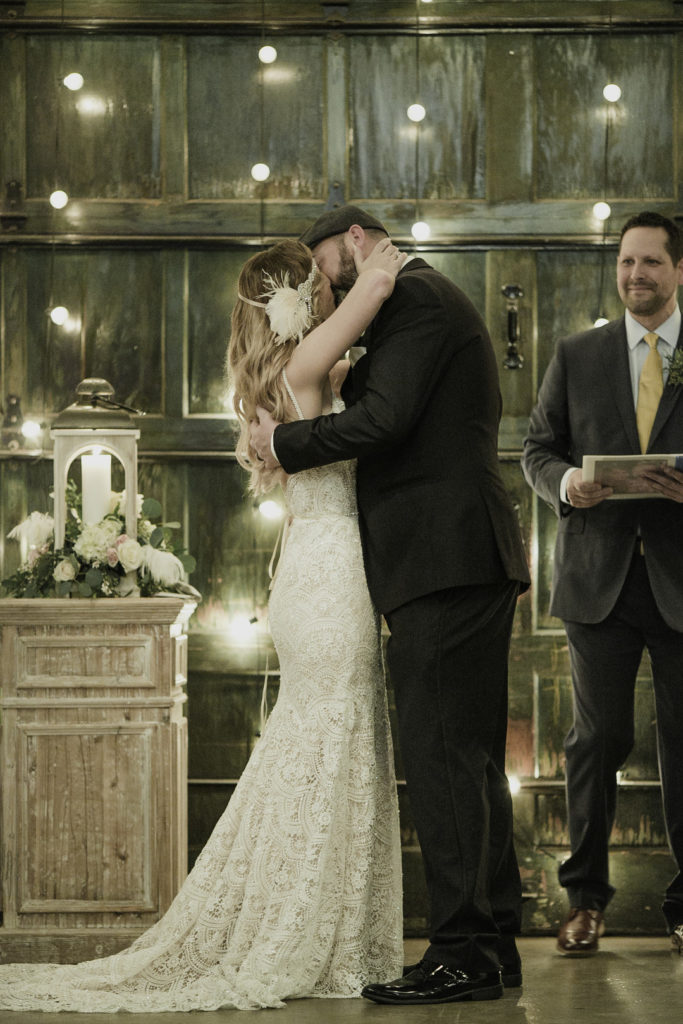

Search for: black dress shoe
xmin=403 ymin=959 xmax=522 ymax=988
xmin=500 ymin=960 xmax=523 ymax=987
xmin=362 ymin=961 xmax=503 ymax=1004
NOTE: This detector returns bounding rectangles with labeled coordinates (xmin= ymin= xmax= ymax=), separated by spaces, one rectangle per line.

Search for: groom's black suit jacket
xmin=273 ymin=258 xmax=529 ymax=614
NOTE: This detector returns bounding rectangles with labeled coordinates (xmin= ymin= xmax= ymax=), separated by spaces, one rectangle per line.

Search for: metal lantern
xmin=50 ymin=378 xmax=140 ymax=550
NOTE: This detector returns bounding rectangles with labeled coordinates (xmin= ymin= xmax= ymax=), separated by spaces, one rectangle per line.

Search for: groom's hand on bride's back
xmin=250 ymin=407 xmax=281 ymax=469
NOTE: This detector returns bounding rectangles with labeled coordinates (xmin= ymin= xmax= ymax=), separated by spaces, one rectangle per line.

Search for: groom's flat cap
xmin=299 ymin=205 xmax=389 ymax=249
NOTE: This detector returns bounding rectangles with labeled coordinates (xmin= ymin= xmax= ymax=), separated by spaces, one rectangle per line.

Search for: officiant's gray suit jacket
xmin=522 ymin=315 xmax=683 ymax=631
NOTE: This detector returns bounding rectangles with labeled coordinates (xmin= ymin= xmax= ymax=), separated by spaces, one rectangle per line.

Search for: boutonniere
xmin=666 ymin=347 xmax=683 ymax=386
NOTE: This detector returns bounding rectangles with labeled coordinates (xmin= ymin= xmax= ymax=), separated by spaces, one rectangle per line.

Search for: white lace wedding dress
xmin=0 ymin=396 xmax=403 ymax=1013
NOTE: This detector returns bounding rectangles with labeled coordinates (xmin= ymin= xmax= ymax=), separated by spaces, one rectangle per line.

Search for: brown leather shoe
xmin=557 ymin=908 xmax=604 ymax=956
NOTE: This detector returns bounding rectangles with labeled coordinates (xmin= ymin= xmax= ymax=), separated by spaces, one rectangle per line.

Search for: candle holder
xmin=50 ymin=379 xmax=141 ymax=550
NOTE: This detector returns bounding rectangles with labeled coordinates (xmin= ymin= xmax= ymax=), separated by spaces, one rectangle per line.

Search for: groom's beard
xmin=332 ymin=239 xmax=358 ymax=303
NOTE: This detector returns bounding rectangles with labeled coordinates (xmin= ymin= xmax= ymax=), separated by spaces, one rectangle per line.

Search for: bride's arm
xmin=285 ymin=239 xmax=404 ymax=393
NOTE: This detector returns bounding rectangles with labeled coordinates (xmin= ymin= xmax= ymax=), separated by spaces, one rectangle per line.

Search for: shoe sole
xmin=502 ymin=972 xmax=523 ymax=987
xmin=362 ymin=984 xmax=504 ymax=1005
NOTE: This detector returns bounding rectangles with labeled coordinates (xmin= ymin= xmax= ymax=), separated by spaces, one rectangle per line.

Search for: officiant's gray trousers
xmin=560 ymin=550 xmax=683 ymax=931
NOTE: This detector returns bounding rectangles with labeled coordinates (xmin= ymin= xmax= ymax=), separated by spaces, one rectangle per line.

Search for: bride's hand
xmin=353 ymin=237 xmax=406 ymax=279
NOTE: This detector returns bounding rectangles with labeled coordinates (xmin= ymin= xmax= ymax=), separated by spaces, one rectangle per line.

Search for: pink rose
xmin=106 ymin=547 xmax=120 ymax=567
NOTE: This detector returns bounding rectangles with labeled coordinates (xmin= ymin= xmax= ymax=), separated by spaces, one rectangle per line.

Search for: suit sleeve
xmin=521 ymin=340 xmax=577 ymax=517
xmin=274 ymin=273 xmax=472 ymax=474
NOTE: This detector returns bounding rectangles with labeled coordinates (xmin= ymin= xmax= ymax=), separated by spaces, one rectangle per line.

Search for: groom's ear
xmin=347 ymin=224 xmax=365 ymax=247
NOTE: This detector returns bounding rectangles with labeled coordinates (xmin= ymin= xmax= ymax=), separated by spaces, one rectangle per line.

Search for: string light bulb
xmin=407 ymin=103 xmax=426 ymax=122
xmin=258 ymin=499 xmax=284 ymax=521
xmin=258 ymin=45 xmax=277 ymax=64
xmin=593 ymin=201 xmax=611 ymax=221
xmin=411 ymin=221 xmax=431 ymax=241
xmin=21 ymin=419 xmax=42 ymax=439
xmin=603 ymin=83 xmax=621 ymax=102
xmin=63 ymin=72 xmax=84 ymax=91
xmin=508 ymin=775 xmax=521 ymax=796
xmin=49 ymin=306 xmax=69 ymax=325
xmin=49 ymin=189 xmax=69 ymax=209
xmin=251 ymin=162 xmax=270 ymax=182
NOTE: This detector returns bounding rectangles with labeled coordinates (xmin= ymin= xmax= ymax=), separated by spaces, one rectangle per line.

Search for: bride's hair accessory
xmin=238 ymin=263 xmax=317 ymax=345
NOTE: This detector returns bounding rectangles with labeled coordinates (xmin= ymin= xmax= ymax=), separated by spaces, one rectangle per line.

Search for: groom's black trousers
xmin=385 ymin=578 xmax=522 ymax=976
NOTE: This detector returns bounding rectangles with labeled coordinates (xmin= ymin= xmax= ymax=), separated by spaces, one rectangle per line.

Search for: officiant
xmin=521 ymin=211 xmax=683 ymax=958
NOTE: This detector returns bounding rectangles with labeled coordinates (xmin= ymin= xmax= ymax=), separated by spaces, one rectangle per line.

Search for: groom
xmin=250 ymin=205 xmax=529 ymax=1004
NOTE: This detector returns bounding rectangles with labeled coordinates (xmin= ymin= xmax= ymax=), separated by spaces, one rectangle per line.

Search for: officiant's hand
xmin=250 ymin=407 xmax=281 ymax=470
xmin=566 ymin=469 xmax=613 ymax=507
xmin=639 ymin=465 xmax=683 ymax=503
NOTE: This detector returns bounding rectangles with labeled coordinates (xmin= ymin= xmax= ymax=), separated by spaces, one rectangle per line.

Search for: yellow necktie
xmin=636 ymin=332 xmax=663 ymax=452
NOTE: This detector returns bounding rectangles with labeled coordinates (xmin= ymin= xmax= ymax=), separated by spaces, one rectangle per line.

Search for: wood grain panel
xmin=82 ymin=249 xmax=164 ymax=414
xmin=20 ymin=725 xmax=154 ymax=909
xmin=25 ymin=35 xmax=162 ymax=199
xmin=536 ymin=34 xmax=674 ymax=199
xmin=186 ymin=460 xmax=276 ymax=634
xmin=536 ymin=248 xmax=622 ymax=389
xmin=349 ymin=34 xmax=486 ymax=200
xmin=17 ymin=248 xmax=164 ymax=417
xmin=187 ymin=249 xmax=244 ymax=415
xmin=186 ymin=36 xmax=324 ymax=201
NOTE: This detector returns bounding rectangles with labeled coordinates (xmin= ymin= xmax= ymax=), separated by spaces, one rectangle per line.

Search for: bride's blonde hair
xmin=227 ymin=240 xmax=328 ymax=494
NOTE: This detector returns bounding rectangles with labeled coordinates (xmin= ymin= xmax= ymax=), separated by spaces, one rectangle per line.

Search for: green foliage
xmin=2 ymin=487 xmax=196 ymax=600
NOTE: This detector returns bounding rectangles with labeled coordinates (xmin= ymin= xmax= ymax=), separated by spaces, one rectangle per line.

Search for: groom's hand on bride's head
xmin=250 ymin=407 xmax=281 ymax=469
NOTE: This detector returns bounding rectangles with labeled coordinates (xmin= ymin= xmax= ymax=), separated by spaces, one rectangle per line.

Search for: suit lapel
xmin=648 ymin=327 xmax=683 ymax=449
xmin=598 ymin=319 xmax=640 ymax=452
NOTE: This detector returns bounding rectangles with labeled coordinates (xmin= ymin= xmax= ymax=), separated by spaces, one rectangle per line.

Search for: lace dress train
xmin=0 ymin=447 xmax=403 ymax=1012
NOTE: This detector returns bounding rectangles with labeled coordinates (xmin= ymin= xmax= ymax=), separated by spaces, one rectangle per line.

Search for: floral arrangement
xmin=2 ymin=481 xmax=197 ymax=599
xmin=666 ymin=347 xmax=683 ymax=387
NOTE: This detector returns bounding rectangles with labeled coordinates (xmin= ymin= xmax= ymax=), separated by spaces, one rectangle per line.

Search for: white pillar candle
xmin=81 ymin=451 xmax=111 ymax=524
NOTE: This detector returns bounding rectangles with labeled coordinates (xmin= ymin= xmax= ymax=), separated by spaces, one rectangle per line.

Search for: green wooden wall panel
xmin=187 ymin=250 xmax=244 ymax=415
xmin=536 ymin=34 xmax=674 ymax=200
xmin=533 ymin=497 xmax=560 ymax=633
xmin=2 ymin=249 xmax=29 ymax=400
xmin=19 ymin=249 xmax=164 ymax=417
xmin=185 ymin=460 xmax=278 ymax=634
xmin=536 ymin=248 xmax=623 ymax=390
xmin=349 ymin=35 xmax=486 ymax=200
xmin=82 ymin=250 xmax=164 ymax=414
xmin=24 ymin=250 xmax=86 ymax=416
xmin=186 ymin=36 xmax=325 ymax=201
xmin=25 ymin=35 xmax=161 ymax=199
xmin=425 ymin=250 xmax=486 ymax=317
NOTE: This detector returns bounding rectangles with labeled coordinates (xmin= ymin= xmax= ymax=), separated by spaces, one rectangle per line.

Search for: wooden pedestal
xmin=0 ymin=597 xmax=195 ymax=963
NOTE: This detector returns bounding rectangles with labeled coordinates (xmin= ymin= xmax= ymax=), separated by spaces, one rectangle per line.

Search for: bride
xmin=0 ymin=236 xmax=406 ymax=1012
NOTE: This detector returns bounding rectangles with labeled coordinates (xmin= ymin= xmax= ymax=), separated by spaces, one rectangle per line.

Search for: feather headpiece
xmin=238 ymin=263 xmax=317 ymax=345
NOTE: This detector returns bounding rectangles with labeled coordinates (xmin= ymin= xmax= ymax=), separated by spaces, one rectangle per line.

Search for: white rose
xmin=53 ymin=558 xmax=76 ymax=582
xmin=137 ymin=518 xmax=155 ymax=542
xmin=73 ymin=520 xmax=120 ymax=562
xmin=109 ymin=491 xmax=124 ymax=514
xmin=117 ymin=537 xmax=143 ymax=572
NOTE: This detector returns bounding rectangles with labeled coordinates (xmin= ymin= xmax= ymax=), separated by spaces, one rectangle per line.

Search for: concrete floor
xmin=0 ymin=937 xmax=681 ymax=1022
